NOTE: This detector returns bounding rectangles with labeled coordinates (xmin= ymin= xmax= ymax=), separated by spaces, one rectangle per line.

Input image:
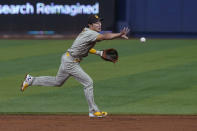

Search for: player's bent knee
xmin=55 ymin=81 xmax=64 ymax=87
xmin=85 ymin=79 xmax=93 ymax=88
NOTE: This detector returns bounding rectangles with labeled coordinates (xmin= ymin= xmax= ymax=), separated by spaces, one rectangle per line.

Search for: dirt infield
xmin=0 ymin=115 xmax=197 ymax=131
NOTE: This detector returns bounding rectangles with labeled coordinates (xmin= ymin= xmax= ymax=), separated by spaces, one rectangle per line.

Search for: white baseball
xmin=140 ymin=37 xmax=146 ymax=42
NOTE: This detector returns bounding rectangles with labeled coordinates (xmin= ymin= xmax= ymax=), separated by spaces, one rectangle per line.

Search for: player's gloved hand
xmin=101 ymin=48 xmax=118 ymax=63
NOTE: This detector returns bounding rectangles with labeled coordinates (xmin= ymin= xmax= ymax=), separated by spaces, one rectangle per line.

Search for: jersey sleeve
xmin=88 ymin=30 xmax=100 ymax=42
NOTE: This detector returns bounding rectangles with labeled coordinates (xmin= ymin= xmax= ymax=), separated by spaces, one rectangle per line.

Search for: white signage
xmin=0 ymin=2 xmax=99 ymax=16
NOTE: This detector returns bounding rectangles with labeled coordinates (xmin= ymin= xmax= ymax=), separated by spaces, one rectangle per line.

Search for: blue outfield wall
xmin=116 ymin=0 xmax=197 ymax=38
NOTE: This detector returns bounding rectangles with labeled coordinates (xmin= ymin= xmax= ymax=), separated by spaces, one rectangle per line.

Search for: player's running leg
xmin=21 ymin=63 xmax=70 ymax=92
xmin=70 ymin=63 xmax=107 ymax=117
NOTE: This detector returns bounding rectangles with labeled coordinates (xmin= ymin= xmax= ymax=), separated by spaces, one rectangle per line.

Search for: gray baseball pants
xmin=31 ymin=53 xmax=100 ymax=113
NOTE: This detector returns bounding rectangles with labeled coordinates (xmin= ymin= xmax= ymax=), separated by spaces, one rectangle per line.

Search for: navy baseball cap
xmin=88 ymin=15 xmax=103 ymax=24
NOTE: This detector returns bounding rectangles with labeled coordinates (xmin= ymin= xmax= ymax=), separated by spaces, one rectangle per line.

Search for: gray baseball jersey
xmin=32 ymin=27 xmax=101 ymax=113
xmin=67 ymin=27 xmax=100 ymax=58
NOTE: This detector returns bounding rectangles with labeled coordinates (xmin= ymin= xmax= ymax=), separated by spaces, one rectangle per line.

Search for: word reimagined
xmin=0 ymin=2 xmax=99 ymax=16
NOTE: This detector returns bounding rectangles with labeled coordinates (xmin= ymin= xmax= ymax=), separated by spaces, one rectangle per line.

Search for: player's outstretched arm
xmin=96 ymin=27 xmax=130 ymax=41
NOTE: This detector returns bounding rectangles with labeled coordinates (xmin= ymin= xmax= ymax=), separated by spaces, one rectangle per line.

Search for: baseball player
xmin=21 ymin=15 xmax=130 ymax=118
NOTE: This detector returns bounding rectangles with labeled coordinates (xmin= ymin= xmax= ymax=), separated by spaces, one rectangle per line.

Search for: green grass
xmin=0 ymin=39 xmax=197 ymax=115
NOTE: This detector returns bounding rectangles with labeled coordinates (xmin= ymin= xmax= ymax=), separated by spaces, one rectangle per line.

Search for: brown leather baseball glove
xmin=101 ymin=48 xmax=118 ymax=63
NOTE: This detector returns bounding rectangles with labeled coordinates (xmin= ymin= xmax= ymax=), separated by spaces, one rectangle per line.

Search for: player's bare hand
xmin=121 ymin=35 xmax=129 ymax=39
xmin=120 ymin=27 xmax=130 ymax=39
